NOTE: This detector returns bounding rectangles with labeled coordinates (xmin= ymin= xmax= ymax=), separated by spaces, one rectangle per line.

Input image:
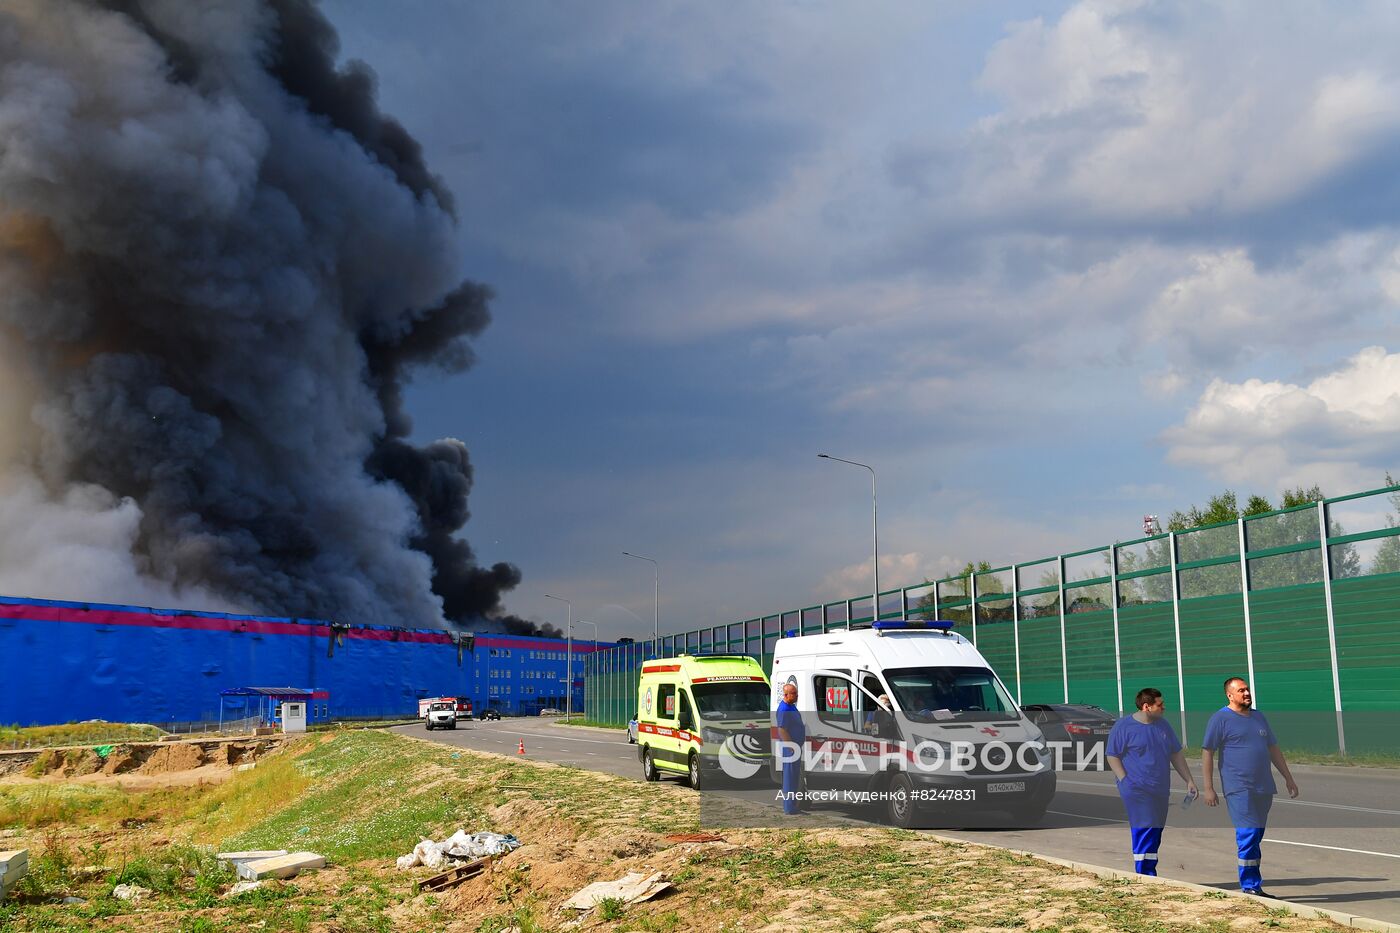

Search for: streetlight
xmin=818 ymin=454 xmax=887 ymax=624
xmin=573 ymin=620 xmax=600 ymax=720
xmin=543 ymin=594 xmax=573 ymax=719
xmin=622 ymin=551 xmax=659 ymax=656
xmin=573 ymin=619 xmax=600 ymax=651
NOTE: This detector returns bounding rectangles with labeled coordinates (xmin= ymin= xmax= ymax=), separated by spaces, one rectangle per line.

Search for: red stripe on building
xmin=0 ymin=604 xmax=611 ymax=651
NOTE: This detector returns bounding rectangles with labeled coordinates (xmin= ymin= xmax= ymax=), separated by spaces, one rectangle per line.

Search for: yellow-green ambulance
xmin=636 ymin=654 xmax=771 ymax=789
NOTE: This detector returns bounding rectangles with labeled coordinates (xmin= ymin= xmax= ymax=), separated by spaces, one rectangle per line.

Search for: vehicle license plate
xmin=987 ymin=781 xmax=1025 ymax=793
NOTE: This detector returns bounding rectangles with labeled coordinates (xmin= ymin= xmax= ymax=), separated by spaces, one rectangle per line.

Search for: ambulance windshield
xmin=885 ymin=667 xmax=1017 ymax=723
xmin=691 ymin=683 xmax=771 ymax=720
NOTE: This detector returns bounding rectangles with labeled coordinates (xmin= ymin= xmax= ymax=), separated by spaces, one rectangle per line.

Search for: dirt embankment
xmin=0 ymin=736 xmax=286 ymax=784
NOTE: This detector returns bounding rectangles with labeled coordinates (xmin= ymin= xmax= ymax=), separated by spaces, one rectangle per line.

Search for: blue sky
xmin=328 ymin=0 xmax=1400 ymax=639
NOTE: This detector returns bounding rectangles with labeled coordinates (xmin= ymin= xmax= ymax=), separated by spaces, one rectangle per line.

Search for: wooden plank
xmin=416 ymin=857 xmax=490 ymax=893
xmin=236 ymin=852 xmax=326 ymax=881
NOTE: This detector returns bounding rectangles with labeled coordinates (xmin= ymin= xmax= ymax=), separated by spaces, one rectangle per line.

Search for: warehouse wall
xmin=0 ymin=596 xmax=611 ymax=727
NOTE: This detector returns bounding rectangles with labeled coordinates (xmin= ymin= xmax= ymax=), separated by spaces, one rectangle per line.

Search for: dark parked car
xmin=1021 ymin=703 xmax=1116 ymax=769
xmin=479 ymin=709 xmax=501 ymax=721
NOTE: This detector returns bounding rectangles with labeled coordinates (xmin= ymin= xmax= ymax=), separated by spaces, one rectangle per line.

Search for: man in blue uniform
xmin=1106 ymin=687 xmax=1198 ymax=875
xmin=775 ymin=681 xmax=806 ymax=815
xmin=1202 ymin=677 xmax=1300 ymax=897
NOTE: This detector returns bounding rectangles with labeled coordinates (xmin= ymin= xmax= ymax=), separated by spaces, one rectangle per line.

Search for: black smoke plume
xmin=0 ymin=0 xmax=550 ymax=635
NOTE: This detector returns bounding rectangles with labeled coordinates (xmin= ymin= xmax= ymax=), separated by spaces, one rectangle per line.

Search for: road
xmin=398 ymin=718 xmax=1400 ymax=924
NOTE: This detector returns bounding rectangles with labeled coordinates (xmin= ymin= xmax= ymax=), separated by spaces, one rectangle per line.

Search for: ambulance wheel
xmin=642 ymin=747 xmax=660 ymax=782
xmin=886 ymin=773 xmax=919 ymax=829
xmin=688 ymin=752 xmax=703 ymax=791
xmin=425 ymin=723 xmax=434 ymax=731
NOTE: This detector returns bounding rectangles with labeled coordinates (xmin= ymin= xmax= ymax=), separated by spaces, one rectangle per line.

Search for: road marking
xmin=1047 ymin=809 xmax=1123 ymax=824
xmin=1056 ymin=779 xmax=1400 ymax=817
xmin=1265 ymin=839 xmax=1400 ymax=860
xmin=1273 ymin=798 xmax=1400 ymax=816
xmin=1056 ymin=779 xmax=1122 ymax=791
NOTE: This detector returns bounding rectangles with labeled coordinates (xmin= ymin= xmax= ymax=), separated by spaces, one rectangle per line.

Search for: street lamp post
xmin=573 ymin=620 xmax=599 ymax=719
xmin=818 ymin=454 xmax=885 ymax=624
xmin=622 ymin=551 xmax=659 ymax=656
xmin=543 ymin=594 xmax=573 ymax=718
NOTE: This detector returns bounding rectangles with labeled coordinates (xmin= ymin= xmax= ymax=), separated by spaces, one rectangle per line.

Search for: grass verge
xmin=1 ymin=722 xmax=165 ymax=750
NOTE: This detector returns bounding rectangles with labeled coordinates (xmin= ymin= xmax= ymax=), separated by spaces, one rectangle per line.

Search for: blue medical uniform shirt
xmin=1106 ymin=716 xmax=1181 ymax=795
xmin=1201 ymin=707 xmax=1277 ymax=795
xmin=775 ymin=699 xmax=805 ymax=747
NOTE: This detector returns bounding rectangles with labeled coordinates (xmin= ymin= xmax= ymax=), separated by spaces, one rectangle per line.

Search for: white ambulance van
xmin=770 ymin=619 xmax=1055 ymax=828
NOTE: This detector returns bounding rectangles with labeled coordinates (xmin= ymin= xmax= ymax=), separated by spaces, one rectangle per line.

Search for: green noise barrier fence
xmin=584 ymin=484 xmax=1400 ymax=754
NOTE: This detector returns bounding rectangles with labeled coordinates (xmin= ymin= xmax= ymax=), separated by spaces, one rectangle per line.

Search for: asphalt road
xmin=399 ymin=718 xmax=1400 ymax=924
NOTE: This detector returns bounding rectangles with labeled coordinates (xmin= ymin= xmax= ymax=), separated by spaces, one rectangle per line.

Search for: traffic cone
xmin=517 ymin=739 xmax=525 ymax=755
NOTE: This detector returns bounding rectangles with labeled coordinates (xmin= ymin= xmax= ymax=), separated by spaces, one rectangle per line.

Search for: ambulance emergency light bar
xmin=781 ymin=619 xmax=956 ymax=637
xmin=872 ymin=619 xmax=955 ymax=634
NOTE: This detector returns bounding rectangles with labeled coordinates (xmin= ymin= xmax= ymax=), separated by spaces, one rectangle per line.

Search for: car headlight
xmin=701 ymin=727 xmax=727 ymax=745
xmin=915 ymin=739 xmax=954 ymax=769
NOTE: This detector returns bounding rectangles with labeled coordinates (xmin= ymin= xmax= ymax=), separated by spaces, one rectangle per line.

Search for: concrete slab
xmin=236 ymin=851 xmax=326 ymax=881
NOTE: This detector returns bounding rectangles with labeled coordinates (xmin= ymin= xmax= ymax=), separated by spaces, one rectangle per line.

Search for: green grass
xmin=555 ymin=717 xmax=626 ymax=730
xmin=1 ymin=721 xmax=165 ymax=749
xmin=1281 ymin=749 xmax=1400 ymax=768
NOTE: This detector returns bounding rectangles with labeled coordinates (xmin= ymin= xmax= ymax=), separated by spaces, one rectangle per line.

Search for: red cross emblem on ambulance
xmin=980 ymin=727 xmax=1000 ymax=737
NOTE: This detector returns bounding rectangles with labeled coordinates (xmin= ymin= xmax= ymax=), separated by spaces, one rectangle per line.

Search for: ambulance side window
xmin=658 ymin=684 xmax=677 ymax=722
xmin=678 ymin=691 xmax=695 ymax=731
xmin=814 ymin=675 xmax=855 ymax=730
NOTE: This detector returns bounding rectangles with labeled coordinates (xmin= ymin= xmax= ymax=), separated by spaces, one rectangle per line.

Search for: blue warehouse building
xmin=0 ymin=594 xmax=616 ymax=727
xmin=471 ymin=632 xmax=618 ymax=717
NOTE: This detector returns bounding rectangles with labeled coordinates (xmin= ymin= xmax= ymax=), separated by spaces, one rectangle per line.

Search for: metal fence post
xmin=1012 ymin=564 xmax=1022 ymax=705
xmin=1237 ymin=517 xmax=1258 ymax=706
xmin=969 ymin=572 xmax=977 ymax=647
xmin=1110 ymin=543 xmax=1124 ymax=715
xmin=1317 ymin=501 xmax=1346 ymax=756
xmin=1058 ymin=554 xmax=1069 ymax=704
xmin=1170 ymin=531 xmax=1187 ymax=745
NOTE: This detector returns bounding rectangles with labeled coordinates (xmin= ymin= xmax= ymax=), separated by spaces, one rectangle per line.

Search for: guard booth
xmin=219 ymin=686 xmax=330 ymax=733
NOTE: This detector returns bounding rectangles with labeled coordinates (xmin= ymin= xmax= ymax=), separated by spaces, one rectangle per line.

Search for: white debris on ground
xmin=0 ymin=849 xmax=27 ymax=903
xmin=235 ymin=852 xmax=326 ymax=881
xmin=396 ymin=831 xmax=521 ymax=870
xmin=223 ymin=880 xmax=264 ymax=898
xmin=562 ymin=871 xmax=672 ymax=910
xmin=216 ymin=850 xmax=288 ymax=871
xmin=112 ymin=883 xmax=152 ymax=901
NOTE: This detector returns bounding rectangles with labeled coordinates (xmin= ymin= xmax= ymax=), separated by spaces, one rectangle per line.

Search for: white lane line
xmin=1047 ymin=809 xmax=1123 ymax=824
xmin=1265 ymin=839 xmax=1400 ymax=860
xmin=1049 ymin=809 xmax=1400 ymax=861
xmin=1273 ymin=798 xmax=1400 ymax=816
xmin=507 ymin=732 xmax=626 ymax=748
xmin=1056 ymin=779 xmax=1400 ymax=816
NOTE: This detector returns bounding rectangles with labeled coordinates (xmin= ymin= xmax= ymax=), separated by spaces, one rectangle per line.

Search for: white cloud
xmin=816 ymin=551 xmax=944 ymax=603
xmin=1162 ymin=346 xmax=1400 ymax=490
xmin=968 ymin=4 xmax=1400 ymax=219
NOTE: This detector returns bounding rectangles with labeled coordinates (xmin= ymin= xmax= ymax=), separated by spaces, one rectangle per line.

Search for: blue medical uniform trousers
xmin=1225 ymin=791 xmax=1273 ymax=892
xmin=1119 ymin=787 xmax=1169 ymax=875
xmin=781 ymin=761 xmax=802 ymax=815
